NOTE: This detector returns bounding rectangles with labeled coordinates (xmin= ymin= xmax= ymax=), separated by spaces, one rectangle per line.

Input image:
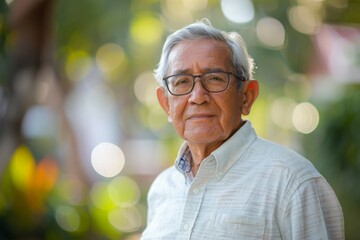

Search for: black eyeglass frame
xmin=162 ymin=71 xmax=246 ymax=96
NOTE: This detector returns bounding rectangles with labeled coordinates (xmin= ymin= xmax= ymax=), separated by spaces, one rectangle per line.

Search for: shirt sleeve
xmin=279 ymin=177 xmax=344 ymax=239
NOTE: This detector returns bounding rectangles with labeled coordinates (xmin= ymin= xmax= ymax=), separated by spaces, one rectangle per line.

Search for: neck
xmin=187 ymin=120 xmax=246 ymax=175
xmin=187 ymin=142 xmax=219 ymax=176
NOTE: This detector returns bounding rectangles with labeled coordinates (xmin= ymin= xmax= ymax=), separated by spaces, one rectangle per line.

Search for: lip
xmin=186 ymin=113 xmax=216 ymax=120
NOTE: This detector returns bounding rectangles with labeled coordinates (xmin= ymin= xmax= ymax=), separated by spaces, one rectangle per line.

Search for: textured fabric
xmin=141 ymin=121 xmax=344 ymax=240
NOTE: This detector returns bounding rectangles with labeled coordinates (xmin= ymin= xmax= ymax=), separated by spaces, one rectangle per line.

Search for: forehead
xmin=168 ymin=38 xmax=232 ymax=73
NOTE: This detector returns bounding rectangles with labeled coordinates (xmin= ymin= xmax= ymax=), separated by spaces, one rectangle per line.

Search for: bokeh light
xmin=133 ymin=71 xmax=172 ymax=137
xmin=90 ymin=204 xmax=122 ymax=239
xmin=89 ymin=177 xmax=143 ymax=236
xmin=108 ymin=206 xmax=142 ymax=232
xmin=288 ymin=5 xmax=321 ymax=35
xmin=22 ymin=105 xmax=58 ymax=139
xmin=123 ymin=233 xmax=142 ymax=240
xmin=9 ymin=146 xmax=35 ymax=191
xmin=65 ymin=50 xmax=93 ymax=81
xmin=147 ymin=105 xmax=170 ymax=137
xmin=55 ymin=175 xmax=87 ymax=206
xmin=221 ymin=0 xmax=254 ymax=24
xmin=133 ymin=71 xmax=158 ymax=106
xmin=108 ymin=176 xmax=141 ymax=208
xmin=91 ymin=142 xmax=125 ymax=178
xmin=256 ymin=17 xmax=285 ymax=48
xmin=96 ymin=43 xmax=126 ymax=73
xmin=55 ymin=205 xmax=81 ymax=232
xmin=270 ymin=97 xmax=297 ymax=130
xmin=161 ymin=0 xmax=194 ymax=26
xmin=130 ymin=13 xmax=163 ymax=46
xmin=90 ymin=181 xmax=117 ymax=211
xmin=292 ymin=102 xmax=320 ymax=134
xmin=183 ymin=0 xmax=208 ymax=11
xmin=32 ymin=157 xmax=59 ymax=195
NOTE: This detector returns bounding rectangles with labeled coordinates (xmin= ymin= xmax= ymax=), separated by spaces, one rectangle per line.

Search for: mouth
xmin=186 ymin=114 xmax=216 ymax=120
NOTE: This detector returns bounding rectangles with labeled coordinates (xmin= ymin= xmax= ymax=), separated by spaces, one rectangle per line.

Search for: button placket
xmin=178 ymin=157 xmax=213 ymax=238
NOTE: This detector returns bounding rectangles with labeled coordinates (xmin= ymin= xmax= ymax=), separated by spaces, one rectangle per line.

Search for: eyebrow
xmin=171 ymin=67 xmax=228 ymax=75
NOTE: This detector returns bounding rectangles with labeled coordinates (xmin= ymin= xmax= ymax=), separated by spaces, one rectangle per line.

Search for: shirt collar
xmin=211 ymin=121 xmax=257 ymax=179
xmin=174 ymin=121 xmax=257 ymax=180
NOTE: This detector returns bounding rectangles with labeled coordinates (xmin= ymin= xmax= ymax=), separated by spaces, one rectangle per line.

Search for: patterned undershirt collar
xmin=176 ymin=146 xmax=192 ymax=173
xmin=175 ymin=146 xmax=195 ymax=182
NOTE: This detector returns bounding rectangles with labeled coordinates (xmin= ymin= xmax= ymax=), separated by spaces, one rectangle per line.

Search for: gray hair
xmin=154 ymin=19 xmax=255 ymax=88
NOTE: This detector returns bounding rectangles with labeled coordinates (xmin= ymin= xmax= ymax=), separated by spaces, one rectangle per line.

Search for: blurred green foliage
xmin=0 ymin=0 xmax=360 ymax=239
xmin=303 ymin=85 xmax=360 ymax=239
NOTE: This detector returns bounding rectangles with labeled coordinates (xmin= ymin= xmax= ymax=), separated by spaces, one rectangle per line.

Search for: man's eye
xmin=207 ymin=74 xmax=226 ymax=82
xmin=174 ymin=78 xmax=191 ymax=86
xmin=209 ymin=76 xmax=222 ymax=81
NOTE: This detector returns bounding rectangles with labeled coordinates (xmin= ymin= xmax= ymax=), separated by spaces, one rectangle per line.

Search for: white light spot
xmin=270 ymin=97 xmax=297 ymax=129
xmin=256 ymin=17 xmax=285 ymax=48
xmin=221 ymin=0 xmax=254 ymax=24
xmin=183 ymin=0 xmax=208 ymax=11
xmin=133 ymin=71 xmax=158 ymax=106
xmin=292 ymin=102 xmax=320 ymax=134
xmin=288 ymin=5 xmax=321 ymax=35
xmin=91 ymin=142 xmax=125 ymax=178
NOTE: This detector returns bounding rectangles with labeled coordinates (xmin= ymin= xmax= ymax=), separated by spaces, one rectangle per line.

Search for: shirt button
xmin=183 ymin=223 xmax=190 ymax=230
xmin=192 ymin=188 xmax=199 ymax=194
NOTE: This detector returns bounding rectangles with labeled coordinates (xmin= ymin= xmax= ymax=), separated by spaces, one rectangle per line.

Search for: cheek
xmin=218 ymin=96 xmax=243 ymax=125
xmin=168 ymin=99 xmax=180 ymax=116
xmin=168 ymin=98 xmax=186 ymax=125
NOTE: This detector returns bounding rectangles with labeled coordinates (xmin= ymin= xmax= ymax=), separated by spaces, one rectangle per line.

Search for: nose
xmin=188 ymin=77 xmax=210 ymax=104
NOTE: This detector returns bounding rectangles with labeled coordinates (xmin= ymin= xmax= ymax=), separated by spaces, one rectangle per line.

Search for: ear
xmin=156 ymin=87 xmax=170 ymax=115
xmin=241 ymin=80 xmax=259 ymax=116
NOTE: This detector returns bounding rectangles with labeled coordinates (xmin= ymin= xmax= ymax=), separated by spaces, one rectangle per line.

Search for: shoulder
xmin=249 ymin=137 xmax=322 ymax=184
xmin=149 ymin=166 xmax=177 ymax=189
xmin=147 ymin=166 xmax=182 ymax=199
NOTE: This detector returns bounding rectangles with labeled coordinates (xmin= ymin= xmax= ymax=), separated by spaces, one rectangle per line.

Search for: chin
xmin=185 ymin=132 xmax=225 ymax=144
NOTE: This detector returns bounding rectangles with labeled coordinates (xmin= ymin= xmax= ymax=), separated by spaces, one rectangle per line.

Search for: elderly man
xmin=141 ymin=19 xmax=344 ymax=239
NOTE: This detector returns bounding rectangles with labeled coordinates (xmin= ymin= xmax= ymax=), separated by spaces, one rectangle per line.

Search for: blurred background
xmin=0 ymin=0 xmax=359 ymax=239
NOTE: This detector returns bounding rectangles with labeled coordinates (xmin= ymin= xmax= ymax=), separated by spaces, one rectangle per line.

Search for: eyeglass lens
xmin=166 ymin=72 xmax=230 ymax=95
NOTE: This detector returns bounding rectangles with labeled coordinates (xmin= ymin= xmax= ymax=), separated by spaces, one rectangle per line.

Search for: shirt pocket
xmin=215 ymin=214 xmax=265 ymax=239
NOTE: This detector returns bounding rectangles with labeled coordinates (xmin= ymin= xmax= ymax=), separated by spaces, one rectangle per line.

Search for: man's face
xmin=157 ymin=38 xmax=257 ymax=150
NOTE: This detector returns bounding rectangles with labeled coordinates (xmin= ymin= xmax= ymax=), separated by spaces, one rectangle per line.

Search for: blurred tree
xmin=303 ymin=85 xmax=360 ymax=239
xmin=303 ymin=1 xmax=360 ymax=238
xmin=0 ymin=0 xmax=56 ymax=171
xmin=0 ymin=0 xmax=359 ymax=239
xmin=0 ymin=1 xmax=89 ymax=237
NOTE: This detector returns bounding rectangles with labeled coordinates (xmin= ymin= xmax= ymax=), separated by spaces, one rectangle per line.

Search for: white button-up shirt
xmin=141 ymin=121 xmax=344 ymax=239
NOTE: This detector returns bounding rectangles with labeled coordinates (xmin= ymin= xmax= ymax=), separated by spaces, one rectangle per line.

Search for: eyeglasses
xmin=163 ymin=71 xmax=245 ymax=96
